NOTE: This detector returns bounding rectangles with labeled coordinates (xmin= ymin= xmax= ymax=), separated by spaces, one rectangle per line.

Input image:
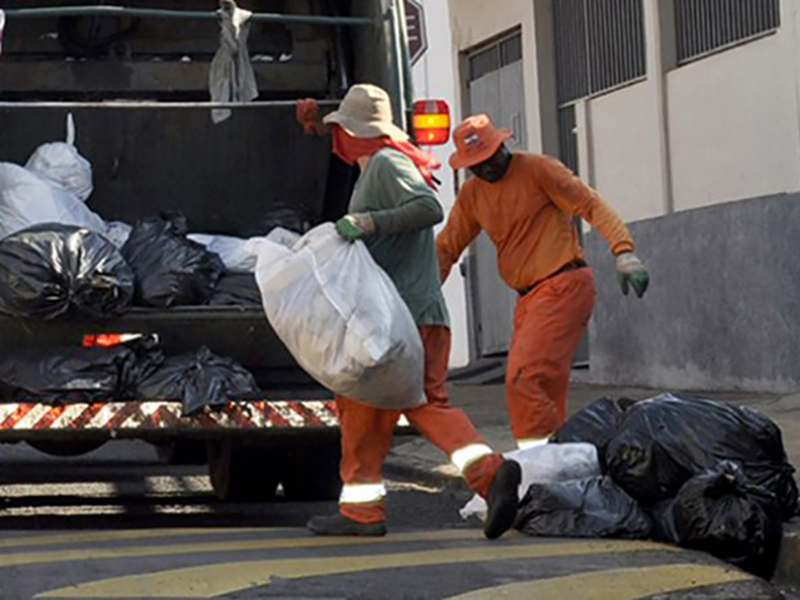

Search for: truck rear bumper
xmin=0 ymin=400 xmax=413 ymax=441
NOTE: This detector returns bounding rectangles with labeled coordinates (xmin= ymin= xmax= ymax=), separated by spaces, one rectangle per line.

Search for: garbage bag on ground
xmin=552 ymin=396 xmax=636 ymax=469
xmin=207 ymin=272 xmax=262 ymax=306
xmin=516 ymin=476 xmax=653 ymax=539
xmin=605 ymin=393 xmax=798 ymax=519
xmin=0 ymin=224 xmax=134 ymax=320
xmin=187 ymin=233 xmax=258 ymax=273
xmin=104 ymin=221 xmax=132 ymax=249
xmin=651 ymin=461 xmax=783 ymax=579
xmin=460 ymin=443 xmax=601 ymax=521
xmin=25 ymin=115 xmax=93 ymax=202
xmin=247 ymin=223 xmax=424 ymax=410
xmin=137 ymin=346 xmax=259 ymax=415
xmin=0 ymin=163 xmax=107 ymax=240
xmin=122 ymin=214 xmax=224 ymax=308
xmin=0 ymin=336 xmax=162 ymax=403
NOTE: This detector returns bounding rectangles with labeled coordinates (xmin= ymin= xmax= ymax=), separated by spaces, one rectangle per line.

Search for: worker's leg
xmin=405 ymin=325 xmax=519 ymax=539
xmin=404 ymin=326 xmax=502 ymax=498
xmin=335 ymin=395 xmax=400 ymax=524
xmin=506 ymin=268 xmax=596 ymax=448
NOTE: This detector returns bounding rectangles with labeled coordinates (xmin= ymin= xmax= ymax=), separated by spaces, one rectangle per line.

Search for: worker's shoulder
xmin=370 ymin=147 xmax=413 ymax=170
xmin=514 ymin=152 xmax=563 ymax=169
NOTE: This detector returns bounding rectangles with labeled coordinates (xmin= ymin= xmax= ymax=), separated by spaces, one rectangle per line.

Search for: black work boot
xmin=307 ymin=513 xmax=387 ymax=537
xmin=484 ymin=459 xmax=521 ymax=540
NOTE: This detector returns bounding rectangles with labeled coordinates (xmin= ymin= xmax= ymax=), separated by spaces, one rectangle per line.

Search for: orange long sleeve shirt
xmin=437 ymin=153 xmax=635 ymax=292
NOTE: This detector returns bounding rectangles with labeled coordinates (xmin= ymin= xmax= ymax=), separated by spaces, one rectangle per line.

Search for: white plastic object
xmin=247 ymin=223 xmax=425 ymax=409
xmin=25 ymin=114 xmax=94 ymax=202
xmin=188 ymin=233 xmax=259 ymax=273
xmin=0 ymin=163 xmax=106 ymax=241
xmin=459 ymin=443 xmax=601 ymax=521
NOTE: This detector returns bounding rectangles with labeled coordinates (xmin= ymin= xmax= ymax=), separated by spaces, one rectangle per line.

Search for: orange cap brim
xmin=449 ymin=128 xmax=513 ymax=170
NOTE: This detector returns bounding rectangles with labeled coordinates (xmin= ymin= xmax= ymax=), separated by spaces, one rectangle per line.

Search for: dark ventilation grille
xmin=553 ymin=0 xmax=646 ymax=104
xmin=675 ymin=0 xmax=780 ymax=64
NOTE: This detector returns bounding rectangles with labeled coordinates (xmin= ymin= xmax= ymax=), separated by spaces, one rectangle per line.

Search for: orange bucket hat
xmin=449 ymin=114 xmax=512 ymax=169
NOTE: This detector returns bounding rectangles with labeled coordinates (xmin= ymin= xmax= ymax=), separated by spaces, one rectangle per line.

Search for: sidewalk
xmin=384 ymin=378 xmax=800 ymax=589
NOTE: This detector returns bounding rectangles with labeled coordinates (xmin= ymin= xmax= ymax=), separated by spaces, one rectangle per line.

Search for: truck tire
xmin=207 ymin=440 xmax=280 ymax=501
xmin=27 ymin=440 xmax=106 ymax=457
xmin=280 ymin=437 xmax=342 ymax=501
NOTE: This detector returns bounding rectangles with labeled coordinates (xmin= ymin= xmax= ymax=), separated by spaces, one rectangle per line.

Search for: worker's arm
xmin=435 ymin=187 xmax=481 ymax=283
xmin=536 ymin=155 xmax=634 ymax=255
xmin=536 ymin=155 xmax=649 ymax=297
xmin=336 ymin=152 xmax=443 ymax=240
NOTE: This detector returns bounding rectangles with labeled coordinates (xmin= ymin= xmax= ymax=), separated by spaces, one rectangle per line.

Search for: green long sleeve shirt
xmin=348 ymin=148 xmax=450 ymax=328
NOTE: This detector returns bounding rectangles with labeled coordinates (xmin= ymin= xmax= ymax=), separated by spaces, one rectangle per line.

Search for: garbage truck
xmin=0 ymin=1 xmax=450 ymax=502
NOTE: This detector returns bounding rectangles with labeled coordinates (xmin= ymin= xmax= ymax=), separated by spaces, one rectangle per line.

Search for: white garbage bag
xmin=25 ymin=114 xmax=93 ymax=201
xmin=247 ymin=223 xmax=425 ymax=410
xmin=0 ymin=163 xmax=107 ymax=240
xmin=188 ymin=233 xmax=258 ymax=272
xmin=459 ymin=443 xmax=601 ymax=521
xmin=104 ymin=221 xmax=133 ymax=249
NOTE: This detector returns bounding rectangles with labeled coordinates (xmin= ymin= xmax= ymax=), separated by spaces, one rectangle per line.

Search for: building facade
xmin=446 ymin=0 xmax=800 ymax=392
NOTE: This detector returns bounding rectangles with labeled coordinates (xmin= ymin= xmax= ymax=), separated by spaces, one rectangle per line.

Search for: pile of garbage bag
xmin=0 ymin=119 xmax=305 ymax=318
xmin=501 ymin=393 xmax=798 ymax=578
xmin=0 ymin=336 xmax=259 ymax=416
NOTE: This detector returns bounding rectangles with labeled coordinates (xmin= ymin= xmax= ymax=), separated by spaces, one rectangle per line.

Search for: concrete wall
xmin=584 ymin=193 xmax=800 ymax=393
xmin=667 ymin=30 xmax=800 ymax=210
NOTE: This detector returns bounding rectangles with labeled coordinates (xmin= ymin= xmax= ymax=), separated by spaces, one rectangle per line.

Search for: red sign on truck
xmin=405 ymin=0 xmax=428 ymax=65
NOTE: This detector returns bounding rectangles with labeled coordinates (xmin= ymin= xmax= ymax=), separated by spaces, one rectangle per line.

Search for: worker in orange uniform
xmin=437 ymin=114 xmax=649 ymax=450
xmin=297 ymin=86 xmax=520 ymax=539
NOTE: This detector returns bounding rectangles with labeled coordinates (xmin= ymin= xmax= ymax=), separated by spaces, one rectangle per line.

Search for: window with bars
xmin=553 ymin=0 xmax=646 ymax=105
xmin=675 ymin=0 xmax=780 ymax=64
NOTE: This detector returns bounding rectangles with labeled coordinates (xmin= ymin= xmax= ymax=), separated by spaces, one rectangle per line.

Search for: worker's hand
xmin=335 ymin=213 xmax=376 ymax=241
xmin=616 ymin=252 xmax=649 ymax=298
xmin=296 ymin=98 xmax=326 ymax=136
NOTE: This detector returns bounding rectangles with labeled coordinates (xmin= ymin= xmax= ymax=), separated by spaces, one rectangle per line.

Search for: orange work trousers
xmin=506 ymin=267 xmax=596 ymax=443
xmin=338 ymin=325 xmax=501 ymax=523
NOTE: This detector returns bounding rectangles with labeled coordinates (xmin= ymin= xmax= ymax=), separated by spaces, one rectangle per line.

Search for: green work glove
xmin=616 ymin=252 xmax=649 ymax=298
xmin=335 ymin=213 xmax=376 ymax=242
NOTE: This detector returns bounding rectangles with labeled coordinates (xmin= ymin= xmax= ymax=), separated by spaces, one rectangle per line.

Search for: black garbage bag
xmin=122 ymin=213 xmax=224 ymax=308
xmin=137 ymin=346 xmax=259 ymax=415
xmin=516 ymin=476 xmax=652 ymax=539
xmin=552 ymin=397 xmax=637 ymax=469
xmin=247 ymin=202 xmax=308 ymax=237
xmin=0 ymin=336 xmax=162 ymax=403
xmin=605 ymin=393 xmax=798 ymax=519
xmin=0 ymin=224 xmax=134 ymax=320
xmin=652 ymin=462 xmax=783 ymax=578
xmin=207 ymin=272 xmax=262 ymax=307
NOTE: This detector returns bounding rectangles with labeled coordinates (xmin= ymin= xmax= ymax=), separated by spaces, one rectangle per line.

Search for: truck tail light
xmin=412 ymin=99 xmax=450 ymax=146
xmin=83 ymin=333 xmax=144 ymax=348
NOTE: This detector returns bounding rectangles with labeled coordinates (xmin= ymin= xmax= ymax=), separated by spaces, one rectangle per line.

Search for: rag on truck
xmin=0 ymin=224 xmax=134 ymax=320
xmin=122 ymin=213 xmax=225 ymax=308
xmin=605 ymin=393 xmax=799 ymax=519
xmin=247 ymin=223 xmax=425 ymax=410
xmin=137 ymin=346 xmax=259 ymax=415
xmin=651 ymin=461 xmax=783 ymax=579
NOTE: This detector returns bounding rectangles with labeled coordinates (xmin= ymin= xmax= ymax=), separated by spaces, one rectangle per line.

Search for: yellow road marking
xmin=0 ymin=529 xmax=479 ymax=569
xmin=0 ymin=528 xmax=270 ymax=550
xmin=36 ymin=540 xmax=676 ymax=598
xmin=446 ymin=563 xmax=753 ymax=599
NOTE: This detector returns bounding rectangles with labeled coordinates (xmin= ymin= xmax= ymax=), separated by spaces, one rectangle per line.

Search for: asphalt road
xmin=0 ymin=440 xmax=791 ymax=600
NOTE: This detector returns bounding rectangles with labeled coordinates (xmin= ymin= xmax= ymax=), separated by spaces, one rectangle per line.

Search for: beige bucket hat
xmin=323 ymin=84 xmax=409 ymax=141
